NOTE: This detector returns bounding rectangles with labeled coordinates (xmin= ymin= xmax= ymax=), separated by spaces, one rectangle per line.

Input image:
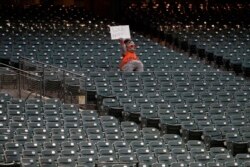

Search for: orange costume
xmin=119 ymin=51 xmax=139 ymax=70
xmin=118 ymin=38 xmax=144 ymax=72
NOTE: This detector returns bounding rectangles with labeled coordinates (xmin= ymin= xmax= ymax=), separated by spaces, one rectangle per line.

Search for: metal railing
xmin=0 ymin=57 xmax=87 ymax=105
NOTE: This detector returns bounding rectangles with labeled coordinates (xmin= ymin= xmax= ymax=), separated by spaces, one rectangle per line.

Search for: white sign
xmin=110 ymin=25 xmax=131 ymax=40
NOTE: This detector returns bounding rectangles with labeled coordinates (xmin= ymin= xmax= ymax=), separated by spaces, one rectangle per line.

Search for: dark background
xmin=0 ymin=0 xmax=248 ymax=20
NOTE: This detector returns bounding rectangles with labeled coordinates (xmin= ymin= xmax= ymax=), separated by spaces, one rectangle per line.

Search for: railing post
xmin=63 ymin=70 xmax=66 ymax=103
xmin=42 ymin=64 xmax=46 ymax=97
xmin=18 ymin=57 xmax=22 ymax=98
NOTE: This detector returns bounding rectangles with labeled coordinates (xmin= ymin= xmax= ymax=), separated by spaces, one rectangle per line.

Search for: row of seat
xmin=125 ymin=0 xmax=250 ymax=75
xmin=0 ymin=93 xmax=250 ymax=166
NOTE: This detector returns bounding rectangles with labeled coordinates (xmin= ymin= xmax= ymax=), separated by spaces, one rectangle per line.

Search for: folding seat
xmin=215 ymin=154 xmax=235 ymax=164
xmin=171 ymin=147 xmax=189 ymax=159
xmin=226 ymin=135 xmax=248 ymax=155
xmin=242 ymin=161 xmax=250 ymax=167
xmin=177 ymin=154 xmax=195 ymax=163
xmin=190 ymin=147 xmax=208 ymax=157
xmin=161 ymin=134 xmax=182 ymax=144
xmin=235 ymin=97 xmax=249 ymax=106
xmin=77 ymin=156 xmax=96 ymax=167
xmin=194 ymin=154 xmax=214 ymax=165
xmin=138 ymin=154 xmax=157 ymax=166
xmin=80 ymin=110 xmax=99 ymax=117
xmin=186 ymin=140 xmax=206 ymax=151
xmin=21 ymin=157 xmax=38 ymax=167
xmin=221 ymin=126 xmax=239 ymax=137
xmin=15 ymin=127 xmax=33 ymax=139
xmin=79 ymin=148 xmax=98 ymax=160
xmin=82 ymin=115 xmax=99 ymax=124
xmin=176 ymin=112 xmax=192 ymax=122
xmin=24 ymin=141 xmax=42 ymax=153
xmin=170 ymin=162 xmax=188 ymax=167
xmin=98 ymin=155 xmax=116 ymax=164
xmin=112 ymin=140 xmax=129 ymax=151
xmin=234 ymin=154 xmax=250 ymax=166
xmin=7 ymin=104 xmax=24 ymax=113
xmin=118 ymin=97 xmax=134 ymax=107
xmin=4 ymin=150 xmax=20 ymax=163
xmin=160 ymin=115 xmax=181 ymax=134
xmin=99 ymin=148 xmax=116 ymax=158
xmin=117 ymin=148 xmax=136 ymax=158
xmin=135 ymin=98 xmax=151 ymax=106
xmin=51 ymin=128 xmax=69 ymax=138
xmin=202 ymin=127 xmax=224 ymax=149
xmin=45 ymin=98 xmax=62 ymax=106
xmin=211 ymin=114 xmax=229 ymax=122
xmin=208 ymin=110 xmax=226 ymax=120
xmin=157 ymin=108 xmax=174 ymax=117
xmin=86 ymin=127 xmax=103 ymax=138
xmin=57 ymin=157 xmax=76 ymax=167
xmin=61 ymin=149 xmax=78 ymax=160
xmin=39 ymin=157 xmax=57 ymax=167
xmin=28 ymin=115 xmax=43 ymax=123
xmin=44 ymin=110 xmax=60 ymax=117
xmin=77 ymin=140 xmax=95 ymax=150
xmin=102 ymin=98 xmax=123 ymax=120
xmin=61 ymin=141 xmax=79 ymax=152
xmin=182 ymin=121 xmax=201 ymax=137
xmin=123 ymin=103 xmax=141 ymax=123
xmin=227 ymin=108 xmax=243 ymax=117
xmin=10 ymin=98 xmax=25 ymax=108
xmin=140 ymin=108 xmax=159 ymax=128
xmin=64 ymin=121 xmax=81 ymax=130
xmin=95 ymin=141 xmax=113 ymax=151
xmin=43 ymin=103 xmax=60 ymax=112
xmin=22 ymin=150 xmax=39 ymax=162
xmin=167 ymin=97 xmax=184 ymax=106
xmin=141 ymin=127 xmax=160 ymax=135
xmin=130 ymin=141 xmax=147 ymax=152
xmin=33 ymin=134 xmax=49 ymax=145
xmin=46 ymin=120 xmax=63 ymax=130
xmin=120 ymin=121 xmax=138 ymax=130
xmin=103 ymin=127 xmax=121 ymax=136
xmin=224 ymin=161 xmax=240 ymax=167
xmin=33 ymin=128 xmax=47 ymax=141
xmin=8 ymin=110 xmax=23 ymax=118
xmin=100 ymin=115 xmax=119 ymax=123
xmin=0 ymin=143 xmax=4 ymax=155
xmin=62 ymin=104 xmax=78 ymax=111
xmin=142 ymin=134 xmax=161 ymax=145
xmin=168 ymin=141 xmax=186 ymax=152
xmin=5 ymin=142 xmax=23 ymax=154
xmin=70 ymin=133 xmax=87 ymax=144
xmin=0 ymin=92 xmax=12 ymax=101
xmin=112 ymin=164 xmax=135 ymax=167
xmin=105 ymin=134 xmax=122 ymax=144
xmin=83 ymin=122 xmax=101 ymax=129
xmin=62 ymin=109 xmax=80 ymax=118
xmin=157 ymin=154 xmax=177 ymax=165
xmin=25 ymin=103 xmax=43 ymax=113
xmin=201 ymin=96 xmax=217 ymax=105
xmin=14 ymin=134 xmax=30 ymax=145
xmin=189 ymin=162 xmax=206 ymax=167
xmin=193 ymin=113 xmax=209 ymax=121
xmin=136 ymin=147 xmax=154 ymax=158
xmin=64 ymin=115 xmax=80 ymax=124
xmin=101 ymin=121 xmax=120 ymax=131
xmin=41 ymin=147 xmax=60 ymax=161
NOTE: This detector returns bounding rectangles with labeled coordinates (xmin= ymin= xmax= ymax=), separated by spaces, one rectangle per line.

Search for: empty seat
xmin=4 ymin=150 xmax=20 ymax=163
xmin=57 ymin=157 xmax=76 ymax=167
xmin=39 ymin=157 xmax=56 ymax=167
